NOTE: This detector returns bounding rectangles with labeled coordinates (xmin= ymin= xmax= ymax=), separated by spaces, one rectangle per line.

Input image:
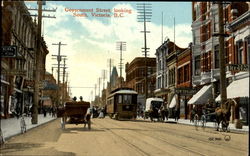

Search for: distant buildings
xmin=125 ymin=57 xmax=156 ymax=108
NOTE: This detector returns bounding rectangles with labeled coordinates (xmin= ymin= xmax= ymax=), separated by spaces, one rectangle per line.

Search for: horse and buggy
xmin=144 ymin=98 xmax=168 ymax=122
xmin=57 ymin=101 xmax=91 ymax=130
xmin=190 ymin=99 xmax=235 ymax=132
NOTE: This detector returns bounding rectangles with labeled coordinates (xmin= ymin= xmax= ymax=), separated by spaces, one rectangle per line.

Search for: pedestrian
xmin=43 ymin=107 xmax=47 ymax=117
xmin=98 ymin=108 xmax=104 ymax=118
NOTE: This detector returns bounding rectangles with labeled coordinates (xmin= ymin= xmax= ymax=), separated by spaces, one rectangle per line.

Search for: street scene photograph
xmin=0 ymin=1 xmax=249 ymax=156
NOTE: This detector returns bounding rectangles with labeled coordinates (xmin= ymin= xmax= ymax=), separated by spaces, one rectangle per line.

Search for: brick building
xmin=190 ymin=2 xmax=249 ymax=125
xmin=176 ymin=44 xmax=193 ymax=119
xmin=154 ymin=39 xmax=186 ymax=114
xmin=125 ymin=57 xmax=156 ymax=108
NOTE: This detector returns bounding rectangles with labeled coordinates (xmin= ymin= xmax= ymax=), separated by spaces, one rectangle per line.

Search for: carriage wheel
xmin=221 ymin=121 xmax=228 ymax=132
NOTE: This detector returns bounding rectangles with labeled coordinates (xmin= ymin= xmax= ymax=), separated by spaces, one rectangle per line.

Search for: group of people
xmin=91 ymin=106 xmax=106 ymax=118
xmin=42 ymin=106 xmax=57 ymax=117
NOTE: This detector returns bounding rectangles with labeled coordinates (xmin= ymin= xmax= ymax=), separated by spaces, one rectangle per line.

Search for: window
xmin=158 ymin=77 xmax=161 ymax=88
xmin=123 ymin=95 xmax=132 ymax=104
xmin=214 ymin=45 xmax=220 ymax=68
xmin=214 ymin=15 xmax=219 ymax=33
xmin=225 ymin=41 xmax=229 ymax=64
xmin=247 ymin=37 xmax=250 ymax=64
xmin=184 ymin=65 xmax=189 ymax=82
xmin=236 ymin=40 xmax=243 ymax=64
xmin=196 ymin=3 xmax=200 ymax=19
xmin=158 ymin=60 xmax=162 ymax=71
xmin=194 ymin=55 xmax=201 ymax=75
xmin=118 ymin=95 xmax=122 ymax=103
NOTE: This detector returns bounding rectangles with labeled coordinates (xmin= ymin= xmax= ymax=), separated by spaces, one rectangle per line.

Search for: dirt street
xmin=0 ymin=118 xmax=248 ymax=156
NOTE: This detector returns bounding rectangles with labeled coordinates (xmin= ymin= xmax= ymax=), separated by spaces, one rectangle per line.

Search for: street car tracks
xmin=96 ymin=120 xmax=206 ymax=156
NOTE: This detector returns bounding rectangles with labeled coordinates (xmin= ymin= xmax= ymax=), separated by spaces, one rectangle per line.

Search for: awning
xmin=169 ymin=95 xmax=177 ymax=108
xmin=188 ymin=84 xmax=212 ymax=105
xmin=215 ymin=77 xmax=249 ymax=101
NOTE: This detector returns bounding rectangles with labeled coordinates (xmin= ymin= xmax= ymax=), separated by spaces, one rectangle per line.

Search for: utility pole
xmin=218 ymin=2 xmax=227 ymax=109
xmin=98 ymin=77 xmax=101 ymax=97
xmin=94 ymin=84 xmax=97 ymax=99
xmin=32 ymin=1 xmax=42 ymax=124
xmin=52 ymin=42 xmax=67 ymax=107
xmin=107 ymin=58 xmax=114 ymax=93
xmin=62 ymin=58 xmax=67 ymax=105
xmin=137 ymin=3 xmax=152 ymax=102
xmin=116 ymin=42 xmax=126 ymax=87
xmin=98 ymin=77 xmax=101 ymax=107
xmin=102 ymin=69 xmax=107 ymax=90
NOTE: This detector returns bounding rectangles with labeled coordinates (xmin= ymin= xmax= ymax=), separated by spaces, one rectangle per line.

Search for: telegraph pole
xmin=102 ymin=69 xmax=107 ymax=90
xmin=32 ymin=1 xmax=43 ymax=124
xmin=116 ymin=42 xmax=126 ymax=87
xmin=218 ymin=2 xmax=227 ymax=109
xmin=52 ymin=42 xmax=67 ymax=107
xmin=107 ymin=58 xmax=114 ymax=93
xmin=137 ymin=3 xmax=152 ymax=101
xmin=62 ymin=58 xmax=67 ymax=104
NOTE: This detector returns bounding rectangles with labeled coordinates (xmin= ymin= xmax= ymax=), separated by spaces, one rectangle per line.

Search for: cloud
xmin=34 ymin=2 xmax=192 ymax=101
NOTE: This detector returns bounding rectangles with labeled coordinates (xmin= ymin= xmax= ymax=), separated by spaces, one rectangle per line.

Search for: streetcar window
xmin=118 ymin=95 xmax=122 ymax=103
xmin=123 ymin=95 xmax=132 ymax=104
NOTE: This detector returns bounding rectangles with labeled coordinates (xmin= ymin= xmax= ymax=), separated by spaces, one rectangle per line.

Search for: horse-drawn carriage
xmin=144 ymin=98 xmax=165 ymax=121
xmin=57 ymin=101 xmax=91 ymax=130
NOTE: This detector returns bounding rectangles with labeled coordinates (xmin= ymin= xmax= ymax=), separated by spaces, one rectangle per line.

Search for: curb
xmin=3 ymin=117 xmax=58 ymax=141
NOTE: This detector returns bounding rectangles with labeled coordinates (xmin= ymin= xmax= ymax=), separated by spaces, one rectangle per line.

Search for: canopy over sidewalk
xmin=188 ymin=84 xmax=212 ymax=105
xmin=215 ymin=77 xmax=249 ymax=101
xmin=169 ymin=95 xmax=177 ymax=108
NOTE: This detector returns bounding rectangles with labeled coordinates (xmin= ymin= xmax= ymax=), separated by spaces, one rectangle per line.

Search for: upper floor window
xmin=214 ymin=45 xmax=220 ymax=68
xmin=194 ymin=55 xmax=201 ymax=75
xmin=236 ymin=40 xmax=243 ymax=64
xmin=247 ymin=36 xmax=250 ymax=65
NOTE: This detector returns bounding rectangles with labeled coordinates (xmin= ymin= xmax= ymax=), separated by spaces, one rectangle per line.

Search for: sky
xmin=25 ymin=1 xmax=192 ymax=102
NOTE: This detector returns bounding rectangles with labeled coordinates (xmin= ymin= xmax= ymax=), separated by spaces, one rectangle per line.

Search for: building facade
xmin=176 ymin=44 xmax=193 ymax=119
xmin=191 ymin=2 xmax=249 ymax=125
xmin=125 ymin=57 xmax=156 ymax=109
xmin=154 ymin=39 xmax=186 ymax=111
xmin=1 ymin=1 xmax=49 ymax=118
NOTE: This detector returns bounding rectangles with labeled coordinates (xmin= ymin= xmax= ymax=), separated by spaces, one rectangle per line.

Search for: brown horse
xmin=215 ymin=99 xmax=235 ymax=132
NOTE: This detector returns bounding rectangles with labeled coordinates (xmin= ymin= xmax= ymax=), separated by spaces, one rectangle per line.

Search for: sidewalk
xmin=168 ymin=118 xmax=249 ymax=133
xmin=137 ymin=117 xmax=248 ymax=133
xmin=1 ymin=114 xmax=57 ymax=141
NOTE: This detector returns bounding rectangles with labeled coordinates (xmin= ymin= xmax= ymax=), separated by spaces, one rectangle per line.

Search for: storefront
xmin=23 ymin=80 xmax=34 ymax=115
xmin=215 ymin=76 xmax=249 ymax=125
xmin=0 ymin=75 xmax=10 ymax=118
xmin=8 ymin=76 xmax=24 ymax=117
xmin=187 ymin=84 xmax=213 ymax=117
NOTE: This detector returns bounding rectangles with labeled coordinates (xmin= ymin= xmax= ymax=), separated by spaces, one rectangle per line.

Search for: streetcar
xmin=106 ymin=88 xmax=138 ymax=120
